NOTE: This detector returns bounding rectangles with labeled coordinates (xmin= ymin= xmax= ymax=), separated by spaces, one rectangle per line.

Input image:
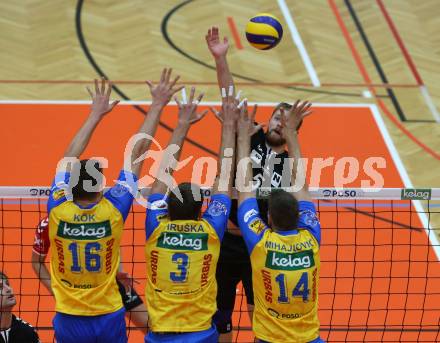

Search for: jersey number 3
xmin=170 ymin=253 xmax=189 ymax=282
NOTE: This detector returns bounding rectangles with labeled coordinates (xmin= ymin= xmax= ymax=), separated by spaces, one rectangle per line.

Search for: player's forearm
xmin=151 ymin=123 xmax=190 ymax=194
xmin=286 ymin=132 xmax=311 ymax=199
xmin=286 ymin=131 xmax=300 ymax=181
xmin=215 ymin=56 xmax=234 ymax=92
xmin=31 ymin=257 xmax=53 ymax=295
xmin=214 ymin=122 xmax=236 ymax=195
xmin=63 ymin=114 xmax=101 ymax=158
xmin=237 ymin=133 xmax=253 ymax=204
xmin=40 ymin=272 xmax=53 ymax=294
xmin=130 ymin=102 xmax=164 ymax=177
xmin=164 ymin=122 xmax=189 ymax=169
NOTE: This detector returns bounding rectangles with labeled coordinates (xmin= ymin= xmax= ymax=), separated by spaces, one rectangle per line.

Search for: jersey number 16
xmin=68 ymin=242 xmax=101 ymax=273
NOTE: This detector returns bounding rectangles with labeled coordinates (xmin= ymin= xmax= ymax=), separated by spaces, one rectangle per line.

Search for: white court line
xmin=277 ymin=0 xmax=321 ymax=87
xmin=369 ymin=103 xmax=440 ymax=261
xmin=420 ymin=85 xmax=440 ymax=123
xmin=0 ymin=100 xmax=373 ymax=107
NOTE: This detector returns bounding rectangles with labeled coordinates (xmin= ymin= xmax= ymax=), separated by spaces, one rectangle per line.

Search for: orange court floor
xmin=0 ymin=102 xmax=439 ymax=342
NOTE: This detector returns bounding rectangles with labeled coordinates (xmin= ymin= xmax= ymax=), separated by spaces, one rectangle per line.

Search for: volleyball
xmin=245 ymin=13 xmax=283 ymax=50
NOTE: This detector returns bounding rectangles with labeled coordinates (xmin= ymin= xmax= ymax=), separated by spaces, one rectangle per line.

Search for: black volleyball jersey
xmin=229 ymin=127 xmax=291 ymax=226
xmin=250 ymin=128 xmax=290 ymax=189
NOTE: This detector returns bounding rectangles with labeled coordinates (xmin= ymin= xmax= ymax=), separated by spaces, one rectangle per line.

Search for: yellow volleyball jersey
xmin=145 ymin=193 xmax=231 ymax=332
xmin=47 ymin=170 xmax=137 ymax=316
xmin=238 ymin=198 xmax=322 ymax=343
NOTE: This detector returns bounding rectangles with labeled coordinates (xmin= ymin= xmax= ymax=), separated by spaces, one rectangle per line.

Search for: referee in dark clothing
xmin=0 ymin=272 xmax=40 ymax=343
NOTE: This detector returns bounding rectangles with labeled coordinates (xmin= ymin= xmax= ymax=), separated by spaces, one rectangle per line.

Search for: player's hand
xmin=209 ymin=106 xmax=225 ymax=123
xmin=174 ymin=87 xmax=208 ymax=126
xmin=146 ymin=68 xmax=183 ymax=107
xmin=222 ymin=89 xmax=240 ymax=126
xmin=280 ymin=100 xmax=312 ymax=135
xmin=116 ymin=271 xmax=140 ymax=293
xmin=206 ymin=26 xmax=229 ymax=59
xmin=209 ymin=85 xmax=240 ymax=125
xmin=237 ymin=100 xmax=260 ymax=137
xmin=86 ymin=78 xmax=120 ymax=118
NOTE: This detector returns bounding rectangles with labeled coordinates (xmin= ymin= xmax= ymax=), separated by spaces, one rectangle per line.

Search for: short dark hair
xmin=168 ymin=183 xmax=204 ymax=221
xmin=271 ymin=102 xmax=303 ymax=131
xmin=71 ymin=159 xmax=103 ymax=201
xmin=268 ymin=189 xmax=299 ymax=231
xmin=0 ymin=272 xmax=8 ymax=282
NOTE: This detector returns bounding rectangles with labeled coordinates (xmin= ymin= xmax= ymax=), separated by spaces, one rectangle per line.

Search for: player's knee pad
xmin=213 ymin=309 xmax=233 ymax=333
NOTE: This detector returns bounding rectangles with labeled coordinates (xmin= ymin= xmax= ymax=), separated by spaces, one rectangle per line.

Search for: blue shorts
xmin=145 ymin=325 xmax=218 ymax=343
xmin=53 ymin=307 xmax=127 ymax=343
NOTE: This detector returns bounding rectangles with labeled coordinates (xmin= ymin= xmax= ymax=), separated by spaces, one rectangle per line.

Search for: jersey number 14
xmin=275 ymin=272 xmax=309 ymax=303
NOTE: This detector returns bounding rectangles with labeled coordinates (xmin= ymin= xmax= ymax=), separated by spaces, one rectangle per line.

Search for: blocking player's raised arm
xmin=236 ymin=101 xmax=259 ymax=205
xmin=235 ymin=101 xmax=268 ymax=251
xmin=211 ymin=90 xmax=239 ymax=196
xmin=62 ymin=79 xmax=119 ymax=161
xmin=150 ymin=87 xmax=207 ymax=196
xmin=49 ymin=79 xmax=119 ymax=212
xmin=104 ymin=69 xmax=183 ymax=220
xmin=128 ymin=68 xmax=183 ymax=178
xmin=202 ymin=91 xmax=238 ymax=240
xmin=206 ymin=26 xmax=234 ymax=95
xmin=280 ymin=100 xmax=313 ymax=202
xmin=281 ymin=100 xmax=321 ymax=243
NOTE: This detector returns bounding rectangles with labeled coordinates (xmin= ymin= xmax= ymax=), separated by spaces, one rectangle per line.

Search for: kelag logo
xmin=401 ymin=188 xmax=431 ymax=200
xmin=157 ymin=232 xmax=208 ymax=251
xmin=265 ymin=250 xmax=315 ymax=271
xmin=57 ymin=220 xmax=111 ymax=240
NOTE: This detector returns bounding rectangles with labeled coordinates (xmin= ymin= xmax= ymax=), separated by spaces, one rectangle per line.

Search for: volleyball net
xmin=0 ymin=187 xmax=439 ymax=342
